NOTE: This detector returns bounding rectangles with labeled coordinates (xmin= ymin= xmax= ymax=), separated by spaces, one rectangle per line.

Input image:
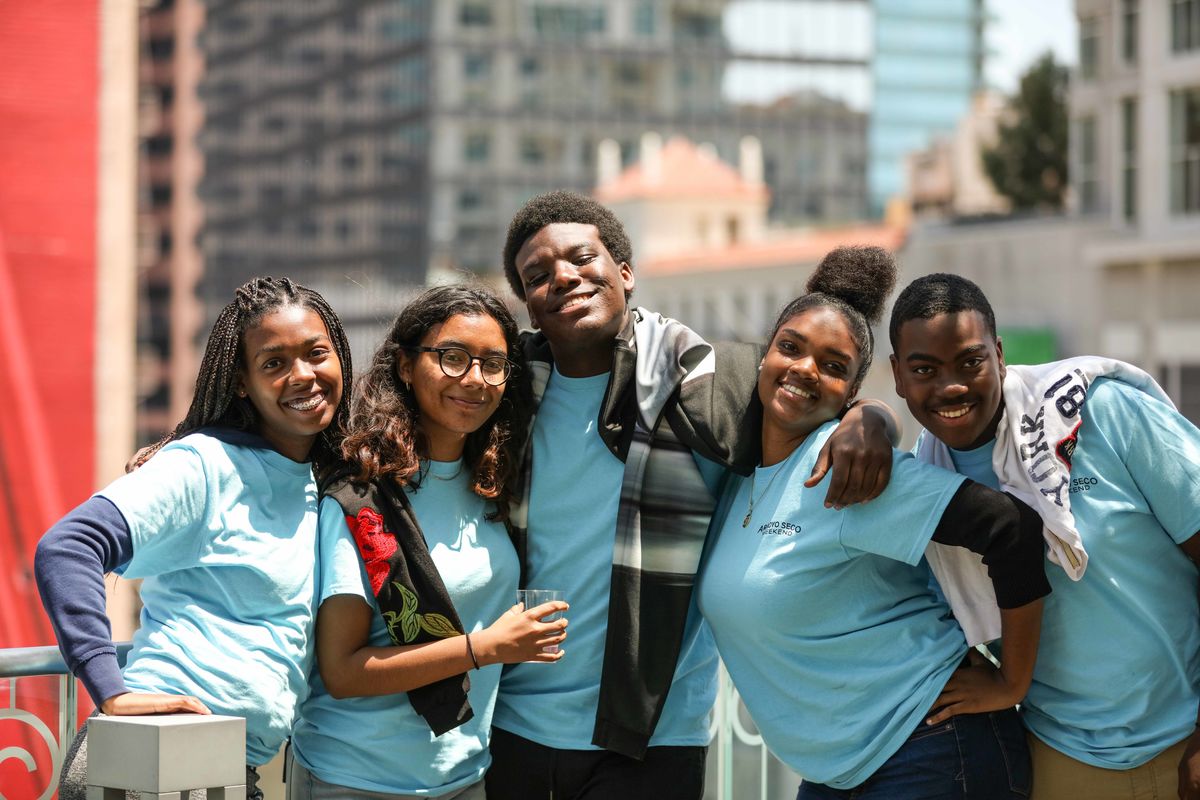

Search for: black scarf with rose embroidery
xmin=324 ymin=472 xmax=473 ymax=736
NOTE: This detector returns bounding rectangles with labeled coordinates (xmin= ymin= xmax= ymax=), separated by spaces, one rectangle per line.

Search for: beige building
xmin=1070 ymin=0 xmax=1200 ymax=420
xmin=900 ymin=0 xmax=1200 ymax=426
xmin=904 ymin=91 xmax=1012 ymax=219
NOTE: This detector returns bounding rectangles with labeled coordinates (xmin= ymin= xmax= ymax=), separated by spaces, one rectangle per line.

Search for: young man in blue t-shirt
xmin=889 ymin=273 xmax=1200 ymax=800
xmin=484 ymin=190 xmax=902 ymax=799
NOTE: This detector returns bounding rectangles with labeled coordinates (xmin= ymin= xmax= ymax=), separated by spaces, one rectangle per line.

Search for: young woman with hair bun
xmin=697 ymin=247 xmax=1050 ymax=800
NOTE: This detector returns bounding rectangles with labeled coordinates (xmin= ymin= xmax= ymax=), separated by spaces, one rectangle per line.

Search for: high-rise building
xmin=869 ymin=0 xmax=988 ymax=215
xmin=195 ymin=0 xmax=873 ymax=347
xmin=135 ymin=0 xmax=206 ymax=446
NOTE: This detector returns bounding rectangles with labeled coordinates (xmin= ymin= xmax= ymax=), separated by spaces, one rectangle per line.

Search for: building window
xmin=149 ymin=184 xmax=172 ymax=205
xmin=520 ymin=136 xmax=546 ymax=165
xmin=616 ymin=63 xmax=644 ymax=86
xmin=261 ymin=184 xmax=284 ymax=205
xmin=1076 ymin=116 xmax=1099 ymax=213
xmin=1173 ymin=0 xmax=1200 ymax=52
xmin=1170 ymin=88 xmax=1200 ymax=214
xmin=297 ymin=47 xmax=325 ymax=65
xmin=1121 ymin=98 xmax=1137 ymax=221
xmin=520 ymin=56 xmax=541 ymax=76
xmin=460 ymin=2 xmax=492 ymax=27
xmin=1121 ymin=0 xmax=1138 ymax=62
xmin=1079 ymin=17 xmax=1099 ymax=79
xmin=533 ymin=5 xmax=606 ymax=39
xmin=145 ymin=134 xmax=173 ymax=157
xmin=458 ymin=189 xmax=484 ymax=210
xmin=463 ymin=52 xmax=490 ymax=79
xmin=148 ymin=37 xmax=175 ymax=62
xmin=464 ymin=132 xmax=490 ymax=163
xmin=298 ymin=218 xmax=319 ymax=239
xmin=634 ymin=2 xmax=656 ymax=36
xmin=673 ymin=10 xmax=722 ymax=45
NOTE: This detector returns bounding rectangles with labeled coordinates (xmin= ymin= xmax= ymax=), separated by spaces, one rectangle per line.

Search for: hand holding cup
xmin=473 ymin=590 xmax=568 ymax=664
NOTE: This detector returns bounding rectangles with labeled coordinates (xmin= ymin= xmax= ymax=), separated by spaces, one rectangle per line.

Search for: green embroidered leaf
xmin=401 ymin=611 xmax=421 ymax=642
xmin=395 ymin=583 xmax=418 ymax=616
xmin=381 ymin=611 xmax=404 ymax=645
xmin=417 ymin=613 xmax=460 ymax=639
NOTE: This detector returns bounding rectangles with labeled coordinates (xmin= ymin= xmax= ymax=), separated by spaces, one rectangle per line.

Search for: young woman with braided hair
xmin=35 ymin=276 xmax=358 ymax=800
xmin=285 ymin=285 xmax=567 ymax=800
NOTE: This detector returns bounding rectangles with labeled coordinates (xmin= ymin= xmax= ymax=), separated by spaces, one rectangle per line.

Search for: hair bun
xmin=805 ymin=245 xmax=897 ymax=325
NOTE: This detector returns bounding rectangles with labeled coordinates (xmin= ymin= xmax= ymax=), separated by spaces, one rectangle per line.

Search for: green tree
xmin=982 ymin=53 xmax=1070 ymax=211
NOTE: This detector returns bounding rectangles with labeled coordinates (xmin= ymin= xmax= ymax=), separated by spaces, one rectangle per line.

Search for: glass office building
xmin=869 ymin=0 xmax=987 ymax=215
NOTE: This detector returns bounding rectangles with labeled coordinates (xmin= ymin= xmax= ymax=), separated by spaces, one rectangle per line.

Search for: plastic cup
xmin=516 ymin=589 xmax=564 ymax=655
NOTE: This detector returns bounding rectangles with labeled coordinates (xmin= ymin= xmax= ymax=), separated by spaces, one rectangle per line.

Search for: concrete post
xmin=85 ymin=715 xmax=245 ymax=800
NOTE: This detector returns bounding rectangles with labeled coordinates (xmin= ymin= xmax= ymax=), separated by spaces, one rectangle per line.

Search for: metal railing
xmin=0 ymin=643 xmax=130 ymax=800
xmin=707 ymin=664 xmax=803 ymax=800
xmin=1 ymin=645 xmax=797 ymax=800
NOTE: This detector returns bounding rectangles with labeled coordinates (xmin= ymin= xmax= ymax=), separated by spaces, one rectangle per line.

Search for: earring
xmin=237 ymin=389 xmax=247 ymax=398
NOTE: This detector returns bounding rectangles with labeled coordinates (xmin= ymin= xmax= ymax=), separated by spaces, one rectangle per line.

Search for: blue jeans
xmin=796 ymin=708 xmax=1031 ymax=800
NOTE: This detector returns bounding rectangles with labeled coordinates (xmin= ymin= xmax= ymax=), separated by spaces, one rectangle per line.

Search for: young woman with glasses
xmin=286 ymin=285 xmax=569 ymax=800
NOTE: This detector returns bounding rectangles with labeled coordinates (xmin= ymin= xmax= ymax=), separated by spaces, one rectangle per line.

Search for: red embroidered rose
xmin=346 ymin=508 xmax=397 ymax=594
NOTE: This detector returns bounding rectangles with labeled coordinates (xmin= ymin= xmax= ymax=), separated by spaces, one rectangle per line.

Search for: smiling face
xmin=758 ymin=306 xmax=862 ymax=465
xmin=514 ymin=222 xmax=634 ymax=377
xmin=398 ymin=312 xmax=509 ymax=462
xmin=890 ymin=310 xmax=1006 ymax=451
xmin=238 ymin=305 xmax=343 ymax=462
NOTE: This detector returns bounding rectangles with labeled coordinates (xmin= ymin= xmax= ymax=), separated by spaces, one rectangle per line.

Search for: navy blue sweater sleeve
xmin=34 ymin=496 xmax=134 ymax=706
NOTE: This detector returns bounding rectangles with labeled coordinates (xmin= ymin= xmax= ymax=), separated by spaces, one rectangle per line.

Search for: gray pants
xmin=60 ymin=717 xmax=263 ymax=800
xmin=284 ymin=749 xmax=485 ymax=800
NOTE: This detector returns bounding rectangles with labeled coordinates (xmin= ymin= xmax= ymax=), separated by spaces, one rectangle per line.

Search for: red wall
xmin=0 ymin=0 xmax=98 ymax=644
xmin=0 ymin=1 xmax=99 ymax=794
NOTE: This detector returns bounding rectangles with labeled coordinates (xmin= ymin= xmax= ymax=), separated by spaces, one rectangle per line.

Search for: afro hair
xmin=501 ymin=190 xmax=633 ymax=300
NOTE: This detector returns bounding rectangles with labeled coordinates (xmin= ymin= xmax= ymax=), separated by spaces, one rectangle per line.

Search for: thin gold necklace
xmin=743 ymin=463 xmax=785 ymax=527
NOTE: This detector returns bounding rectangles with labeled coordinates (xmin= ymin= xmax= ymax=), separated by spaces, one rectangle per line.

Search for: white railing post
xmin=85 ymin=715 xmax=245 ymax=800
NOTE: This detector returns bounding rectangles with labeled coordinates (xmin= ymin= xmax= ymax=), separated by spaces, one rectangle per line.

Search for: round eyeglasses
xmin=403 ymin=345 xmax=517 ymax=386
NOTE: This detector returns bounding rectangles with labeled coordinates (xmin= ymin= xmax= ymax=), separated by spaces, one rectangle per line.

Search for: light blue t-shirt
xmin=99 ymin=431 xmax=351 ymax=766
xmin=946 ymin=378 xmax=1200 ymax=769
xmin=291 ymin=459 xmax=521 ymax=795
xmin=493 ymin=368 xmax=718 ymax=750
xmin=698 ymin=420 xmax=968 ymax=789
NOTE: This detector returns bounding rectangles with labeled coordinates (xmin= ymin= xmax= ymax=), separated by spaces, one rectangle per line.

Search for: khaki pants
xmin=1028 ymin=731 xmax=1188 ymax=800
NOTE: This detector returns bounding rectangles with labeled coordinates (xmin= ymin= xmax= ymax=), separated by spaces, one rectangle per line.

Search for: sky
xmin=986 ymin=0 xmax=1078 ymax=91
xmin=718 ymin=0 xmax=1079 ymax=111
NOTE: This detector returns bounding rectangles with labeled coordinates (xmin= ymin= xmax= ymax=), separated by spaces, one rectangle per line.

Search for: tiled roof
xmin=640 ymin=225 xmax=907 ymax=276
xmin=595 ymin=137 xmax=769 ymax=203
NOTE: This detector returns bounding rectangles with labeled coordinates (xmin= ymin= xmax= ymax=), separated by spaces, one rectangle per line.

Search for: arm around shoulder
xmin=807 ymin=398 xmax=902 ymax=508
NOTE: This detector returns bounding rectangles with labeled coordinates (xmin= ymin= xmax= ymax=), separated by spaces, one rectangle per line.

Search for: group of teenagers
xmin=34 ymin=189 xmax=1200 ymax=800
